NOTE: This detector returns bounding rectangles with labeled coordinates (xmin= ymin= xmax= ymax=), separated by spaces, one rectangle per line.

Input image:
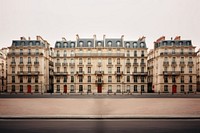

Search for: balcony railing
xmin=17 ymin=71 xmax=40 ymax=75
xmin=69 ymin=63 xmax=75 ymax=66
xmin=34 ymin=62 xmax=39 ymax=65
xmin=55 ymin=63 xmax=61 ymax=66
xmin=54 ymin=72 xmax=68 ymax=76
xmin=133 ymin=63 xmax=138 ymax=66
xmin=126 ymin=62 xmax=131 ymax=66
xmin=140 ymin=63 xmax=146 ymax=66
xmin=95 ymin=80 xmax=104 ymax=84
xmin=163 ymin=62 xmax=169 ymax=66
xmin=188 ymin=62 xmax=194 ymax=66
xmin=179 ymin=62 xmax=185 ymax=66
xmin=75 ymin=53 xmax=125 ymax=57
xmin=62 ymin=63 xmax=68 ymax=66
xmin=10 ymin=62 xmax=16 ymax=65
xmin=160 ymin=52 xmax=196 ymax=56
xmin=115 ymin=71 xmax=123 ymax=75
xmin=95 ymin=71 xmax=104 ymax=76
xmin=163 ymin=71 xmax=180 ymax=75
xmin=171 ymin=62 xmax=177 ymax=66
xmin=132 ymin=72 xmax=148 ymax=75
xmin=7 ymin=52 xmax=44 ymax=56
xmin=76 ymin=71 xmax=84 ymax=75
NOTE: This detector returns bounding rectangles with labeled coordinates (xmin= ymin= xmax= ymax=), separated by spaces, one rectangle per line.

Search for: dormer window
xmin=163 ymin=42 xmax=167 ymax=46
xmin=186 ymin=41 xmax=191 ymax=45
xmin=171 ymin=41 xmax=175 ymax=45
xmin=140 ymin=42 xmax=144 ymax=47
xmin=64 ymin=42 xmax=67 ymax=47
xmin=88 ymin=41 xmax=92 ymax=47
xmin=36 ymin=42 xmax=40 ymax=46
xmin=126 ymin=42 xmax=130 ymax=47
xmin=179 ymin=41 xmax=183 ymax=45
xmin=108 ymin=41 xmax=112 ymax=46
xmin=21 ymin=42 xmax=25 ymax=46
xmin=29 ymin=42 xmax=33 ymax=45
xmin=71 ymin=42 xmax=75 ymax=47
xmin=116 ymin=41 xmax=120 ymax=46
xmin=133 ymin=42 xmax=137 ymax=48
xmin=79 ymin=41 xmax=83 ymax=47
xmin=97 ymin=41 xmax=102 ymax=46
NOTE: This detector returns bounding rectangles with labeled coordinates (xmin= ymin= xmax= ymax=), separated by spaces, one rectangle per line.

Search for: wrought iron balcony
xmin=69 ymin=63 xmax=75 ymax=66
xmin=34 ymin=62 xmax=39 ymax=65
xmin=188 ymin=61 xmax=194 ymax=66
xmin=95 ymin=80 xmax=104 ymax=84
xmin=75 ymin=53 xmax=125 ymax=57
xmin=140 ymin=63 xmax=146 ymax=66
xmin=10 ymin=62 xmax=16 ymax=66
xmin=163 ymin=62 xmax=169 ymax=66
xmin=54 ymin=72 xmax=68 ymax=76
xmin=126 ymin=62 xmax=131 ymax=66
xmin=179 ymin=62 xmax=185 ymax=66
xmin=115 ymin=71 xmax=123 ymax=75
xmin=55 ymin=63 xmax=61 ymax=66
xmin=76 ymin=71 xmax=84 ymax=75
xmin=132 ymin=72 xmax=148 ymax=75
xmin=95 ymin=71 xmax=104 ymax=76
xmin=17 ymin=71 xmax=40 ymax=76
xmin=133 ymin=63 xmax=139 ymax=66
xmin=62 ymin=63 xmax=68 ymax=66
xmin=163 ymin=71 xmax=180 ymax=75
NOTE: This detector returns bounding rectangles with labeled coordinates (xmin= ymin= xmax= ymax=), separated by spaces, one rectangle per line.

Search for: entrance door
xmin=64 ymin=85 xmax=67 ymax=93
xmin=27 ymin=85 xmax=31 ymax=93
xmin=97 ymin=85 xmax=102 ymax=93
xmin=172 ymin=85 xmax=177 ymax=93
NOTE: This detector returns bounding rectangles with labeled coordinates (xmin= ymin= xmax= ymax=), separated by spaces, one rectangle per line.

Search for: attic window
xmin=36 ymin=42 xmax=40 ymax=46
xmin=163 ymin=42 xmax=167 ymax=46
xmin=97 ymin=41 xmax=102 ymax=46
xmin=88 ymin=41 xmax=92 ymax=46
xmin=21 ymin=42 xmax=25 ymax=46
xmin=116 ymin=41 xmax=120 ymax=46
xmin=71 ymin=42 xmax=75 ymax=47
xmin=171 ymin=41 xmax=175 ymax=45
xmin=186 ymin=41 xmax=191 ymax=45
xmin=29 ymin=42 xmax=33 ymax=45
xmin=64 ymin=42 xmax=67 ymax=47
xmin=179 ymin=41 xmax=183 ymax=45
xmin=140 ymin=42 xmax=144 ymax=47
xmin=126 ymin=42 xmax=130 ymax=47
xmin=133 ymin=42 xmax=137 ymax=47
xmin=79 ymin=41 xmax=83 ymax=47
xmin=108 ymin=41 xmax=112 ymax=46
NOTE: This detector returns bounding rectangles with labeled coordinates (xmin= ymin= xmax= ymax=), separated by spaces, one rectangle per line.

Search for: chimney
xmin=156 ymin=36 xmax=165 ymax=43
xmin=121 ymin=35 xmax=124 ymax=47
xmin=103 ymin=34 xmax=106 ymax=47
xmin=93 ymin=34 xmax=96 ymax=47
xmin=36 ymin=36 xmax=44 ymax=41
xmin=174 ymin=36 xmax=181 ymax=40
xmin=139 ymin=36 xmax=146 ymax=41
xmin=20 ymin=37 xmax=26 ymax=40
xmin=62 ymin=37 xmax=66 ymax=41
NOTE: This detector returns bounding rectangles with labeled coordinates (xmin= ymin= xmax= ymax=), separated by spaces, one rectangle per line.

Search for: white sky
xmin=0 ymin=0 xmax=200 ymax=50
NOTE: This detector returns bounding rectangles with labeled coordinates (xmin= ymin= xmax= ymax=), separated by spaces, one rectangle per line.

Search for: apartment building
xmin=197 ymin=48 xmax=200 ymax=91
xmin=52 ymin=35 xmax=148 ymax=93
xmin=147 ymin=36 xmax=197 ymax=93
xmin=6 ymin=36 xmax=52 ymax=93
xmin=0 ymin=48 xmax=7 ymax=92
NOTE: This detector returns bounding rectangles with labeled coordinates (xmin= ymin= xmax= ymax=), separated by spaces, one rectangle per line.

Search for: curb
xmin=1 ymin=115 xmax=200 ymax=119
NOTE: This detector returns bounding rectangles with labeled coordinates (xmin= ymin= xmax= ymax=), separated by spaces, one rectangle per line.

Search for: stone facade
xmin=3 ymin=35 xmax=199 ymax=93
xmin=147 ymin=36 xmax=197 ymax=93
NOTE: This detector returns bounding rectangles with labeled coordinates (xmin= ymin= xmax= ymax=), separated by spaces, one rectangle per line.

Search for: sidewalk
xmin=0 ymin=98 xmax=200 ymax=119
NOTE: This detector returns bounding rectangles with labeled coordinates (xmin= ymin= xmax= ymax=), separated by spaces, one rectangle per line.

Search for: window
xmin=79 ymin=67 xmax=83 ymax=72
xmin=28 ymin=49 xmax=31 ymax=55
xmin=86 ymin=67 xmax=91 ymax=74
xmin=172 ymin=49 xmax=175 ymax=54
xmin=108 ymin=58 xmax=112 ymax=64
xmin=127 ymin=67 xmax=130 ymax=73
xmin=117 ymin=67 xmax=120 ymax=72
xmin=88 ymin=76 xmax=91 ymax=82
xmin=20 ymin=49 xmax=23 ymax=55
xmin=141 ymin=51 xmax=144 ymax=57
xmin=134 ymin=67 xmax=137 ymax=72
xmin=88 ymin=85 xmax=91 ymax=92
xmin=181 ymin=76 xmax=184 ymax=83
xmin=141 ymin=59 xmax=144 ymax=63
xmin=64 ymin=76 xmax=67 ymax=83
xmin=117 ymin=85 xmax=121 ymax=92
xmin=172 ymin=76 xmax=176 ymax=83
xmin=127 ymin=76 xmax=130 ymax=82
xmin=12 ymin=76 xmax=15 ymax=83
xmin=141 ymin=85 xmax=144 ymax=92
xmin=35 ymin=49 xmax=39 ymax=55
xmin=57 ymin=85 xmax=60 ymax=92
xmin=35 ymin=76 xmax=38 ymax=83
xmin=164 ymin=76 xmax=168 ymax=83
xmin=134 ymin=76 xmax=137 ymax=82
xmin=117 ymin=58 xmax=120 ymax=64
xmin=134 ymin=85 xmax=137 ymax=92
xmin=57 ymin=77 xmax=60 ymax=83
xmin=134 ymin=51 xmax=137 ymax=57
xmin=70 ymin=85 xmax=74 ymax=92
xmin=108 ymin=85 xmax=112 ymax=92
xmin=181 ymin=67 xmax=184 ymax=73
xmin=64 ymin=50 xmax=67 ymax=56
xmin=108 ymin=67 xmax=112 ymax=74
xmin=28 ymin=76 xmax=31 ymax=83
xmin=79 ymin=85 xmax=83 ymax=92
xmin=12 ymin=57 xmax=15 ymax=62
xmin=70 ymin=67 xmax=74 ymax=74
xmin=189 ymin=67 xmax=192 ymax=73
xmin=20 ymin=76 xmax=23 ymax=83
xmin=189 ymin=85 xmax=192 ymax=92
xmin=12 ymin=67 xmax=15 ymax=73
xmin=141 ymin=67 xmax=144 ymax=72
xmin=28 ymin=57 xmax=31 ymax=64
xmin=181 ymin=85 xmax=184 ymax=92
xmin=35 ymin=85 xmax=39 ymax=92
xmin=164 ymin=85 xmax=168 ymax=92
xmin=127 ymin=85 xmax=130 ymax=92
xmin=127 ymin=50 xmax=130 ymax=57
xmin=64 ymin=67 xmax=67 ymax=72
xmin=79 ymin=58 xmax=83 ymax=64
xmin=57 ymin=50 xmax=60 ymax=56
xmin=108 ymin=76 xmax=112 ymax=82
xmin=20 ymin=57 xmax=23 ymax=63
xmin=189 ymin=76 xmax=192 ymax=83
xmin=20 ymin=85 xmax=23 ymax=92
xmin=12 ymin=85 xmax=15 ymax=92
xmin=57 ymin=67 xmax=60 ymax=73
xmin=35 ymin=57 xmax=38 ymax=63
xmin=79 ymin=76 xmax=83 ymax=82
xmin=88 ymin=58 xmax=91 ymax=64
xmin=141 ymin=76 xmax=144 ymax=82
xmin=117 ymin=76 xmax=120 ymax=82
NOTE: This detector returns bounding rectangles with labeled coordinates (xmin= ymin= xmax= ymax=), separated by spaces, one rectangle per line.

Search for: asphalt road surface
xmin=0 ymin=119 xmax=200 ymax=133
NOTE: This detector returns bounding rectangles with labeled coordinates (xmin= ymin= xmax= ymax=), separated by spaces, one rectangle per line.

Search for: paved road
xmin=1 ymin=93 xmax=200 ymax=98
xmin=0 ymin=119 xmax=200 ymax=133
